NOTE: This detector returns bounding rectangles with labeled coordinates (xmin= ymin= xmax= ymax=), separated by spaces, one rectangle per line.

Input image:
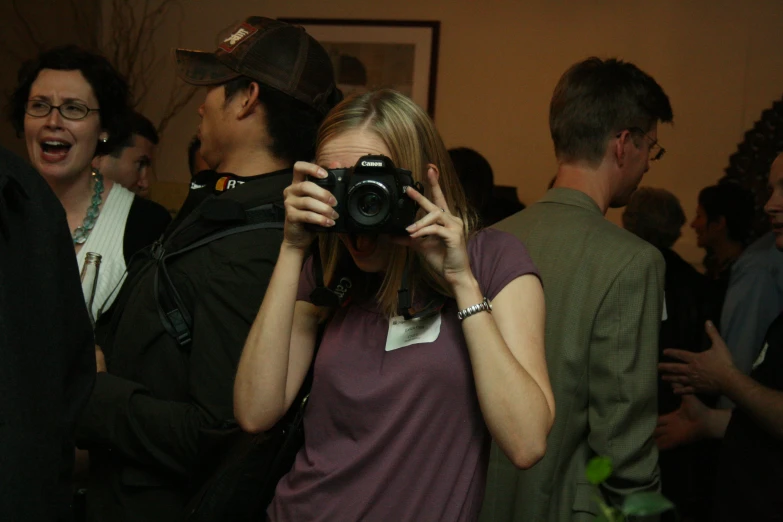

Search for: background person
xmin=623 ymin=187 xmax=715 ymax=521
xmin=718 ymin=227 xmax=783 ymax=389
xmin=9 ymin=45 xmax=170 ymax=320
xmin=0 ymin=144 xmax=95 ymax=522
xmin=71 ymin=17 xmax=341 ymax=522
xmin=96 ymin=110 xmax=159 ymax=198
xmin=690 ymin=182 xmax=756 ymax=327
xmin=483 ymin=57 xmax=673 ymax=522
xmin=449 ymin=146 xmax=525 ymax=227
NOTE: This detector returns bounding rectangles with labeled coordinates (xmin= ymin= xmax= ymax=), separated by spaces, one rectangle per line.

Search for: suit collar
xmin=539 ymin=187 xmax=602 ymax=215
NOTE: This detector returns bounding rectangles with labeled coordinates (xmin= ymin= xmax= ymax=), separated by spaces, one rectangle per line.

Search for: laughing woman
xmin=234 ymin=89 xmax=555 ymax=522
xmin=10 ymin=46 xmax=170 ymax=321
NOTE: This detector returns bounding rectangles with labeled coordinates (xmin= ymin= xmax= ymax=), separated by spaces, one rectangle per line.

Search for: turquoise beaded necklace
xmin=72 ymin=169 xmax=105 ymax=245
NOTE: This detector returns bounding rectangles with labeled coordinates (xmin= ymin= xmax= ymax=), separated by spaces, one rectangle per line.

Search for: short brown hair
xmin=622 ymin=187 xmax=685 ymax=249
xmin=550 ymin=57 xmax=673 ymax=166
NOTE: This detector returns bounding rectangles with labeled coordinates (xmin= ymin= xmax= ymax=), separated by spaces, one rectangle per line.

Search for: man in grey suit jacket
xmin=480 ymin=57 xmax=673 ymax=522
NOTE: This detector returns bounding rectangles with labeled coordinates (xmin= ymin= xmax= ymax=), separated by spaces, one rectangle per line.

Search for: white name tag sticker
xmin=385 ymin=313 xmax=442 ymax=352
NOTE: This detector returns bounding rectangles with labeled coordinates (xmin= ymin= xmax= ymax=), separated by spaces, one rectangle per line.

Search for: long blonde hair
xmin=316 ymin=89 xmax=477 ymax=317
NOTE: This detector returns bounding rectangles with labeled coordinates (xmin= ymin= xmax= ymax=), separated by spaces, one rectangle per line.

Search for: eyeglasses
xmin=628 ymin=127 xmax=666 ymax=162
xmin=25 ymin=100 xmax=100 ymax=121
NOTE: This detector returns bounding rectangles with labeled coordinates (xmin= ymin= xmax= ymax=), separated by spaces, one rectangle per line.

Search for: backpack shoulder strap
xmin=155 ymin=203 xmax=284 ymax=348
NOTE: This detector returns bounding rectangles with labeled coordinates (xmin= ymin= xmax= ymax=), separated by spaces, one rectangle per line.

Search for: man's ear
xmin=614 ymin=129 xmax=630 ymax=166
xmin=236 ymin=81 xmax=260 ymax=119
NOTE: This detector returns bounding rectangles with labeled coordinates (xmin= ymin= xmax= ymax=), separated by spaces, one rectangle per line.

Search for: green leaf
xmin=593 ymin=508 xmax=623 ymax=522
xmin=585 ymin=456 xmax=613 ymax=485
xmin=621 ymin=492 xmax=674 ymax=516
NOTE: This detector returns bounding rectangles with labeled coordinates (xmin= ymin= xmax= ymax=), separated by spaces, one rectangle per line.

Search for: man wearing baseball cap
xmin=73 ymin=17 xmax=340 ymax=522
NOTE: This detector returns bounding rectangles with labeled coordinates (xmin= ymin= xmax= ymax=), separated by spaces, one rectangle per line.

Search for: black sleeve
xmin=0 ymin=146 xmax=96 ymax=521
xmin=123 ymin=197 xmax=173 ymax=263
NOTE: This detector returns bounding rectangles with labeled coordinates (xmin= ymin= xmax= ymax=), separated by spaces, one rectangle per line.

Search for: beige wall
xmin=130 ymin=1 xmax=783 ymax=264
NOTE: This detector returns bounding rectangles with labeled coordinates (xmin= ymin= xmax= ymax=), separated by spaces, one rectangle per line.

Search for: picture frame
xmin=279 ymin=18 xmax=440 ymax=116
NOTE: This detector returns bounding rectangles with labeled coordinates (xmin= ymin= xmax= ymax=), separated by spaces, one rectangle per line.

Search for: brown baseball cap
xmin=175 ymin=17 xmax=340 ymax=115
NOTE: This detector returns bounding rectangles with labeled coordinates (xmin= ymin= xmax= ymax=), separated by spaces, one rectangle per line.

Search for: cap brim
xmin=174 ymin=49 xmax=241 ymax=86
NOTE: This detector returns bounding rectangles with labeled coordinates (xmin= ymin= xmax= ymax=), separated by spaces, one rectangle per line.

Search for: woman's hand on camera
xmin=400 ymin=166 xmax=473 ymax=289
xmin=282 ymin=161 xmax=339 ymax=251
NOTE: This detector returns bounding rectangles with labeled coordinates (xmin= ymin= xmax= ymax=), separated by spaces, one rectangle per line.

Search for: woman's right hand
xmin=282 ymin=161 xmax=338 ymax=252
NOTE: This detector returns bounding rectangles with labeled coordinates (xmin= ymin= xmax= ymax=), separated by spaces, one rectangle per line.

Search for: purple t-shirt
xmin=268 ymin=228 xmax=538 ymax=522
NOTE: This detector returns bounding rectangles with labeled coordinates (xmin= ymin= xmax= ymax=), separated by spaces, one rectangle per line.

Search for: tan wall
xmin=123 ymin=1 xmax=783 ymax=264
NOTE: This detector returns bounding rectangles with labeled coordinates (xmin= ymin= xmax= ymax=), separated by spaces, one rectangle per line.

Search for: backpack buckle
xmin=151 ymin=240 xmax=165 ymax=261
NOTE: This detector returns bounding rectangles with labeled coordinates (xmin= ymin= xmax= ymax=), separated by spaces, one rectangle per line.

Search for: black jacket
xmin=74 ymin=169 xmax=292 ymax=522
xmin=658 ymin=247 xmax=712 ymax=412
xmin=657 ymin=248 xmax=719 ymax=520
xmin=0 ymin=146 xmax=95 ymax=522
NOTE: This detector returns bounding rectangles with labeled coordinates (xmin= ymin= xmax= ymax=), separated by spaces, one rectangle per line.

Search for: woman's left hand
xmin=399 ymin=166 xmax=473 ymax=289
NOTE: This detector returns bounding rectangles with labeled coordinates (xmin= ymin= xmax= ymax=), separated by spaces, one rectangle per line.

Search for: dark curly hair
xmin=8 ymin=45 xmax=132 ymax=156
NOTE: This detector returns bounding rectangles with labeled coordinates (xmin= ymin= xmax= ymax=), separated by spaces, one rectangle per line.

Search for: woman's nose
xmin=44 ymin=107 xmax=64 ymax=129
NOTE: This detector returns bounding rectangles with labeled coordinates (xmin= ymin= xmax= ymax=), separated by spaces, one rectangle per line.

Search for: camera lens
xmin=358 ymin=192 xmax=382 ymax=217
xmin=347 ymin=180 xmax=391 ymax=229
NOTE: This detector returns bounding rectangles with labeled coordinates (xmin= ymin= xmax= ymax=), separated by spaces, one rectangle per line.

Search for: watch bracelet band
xmin=457 ymin=296 xmax=492 ymax=320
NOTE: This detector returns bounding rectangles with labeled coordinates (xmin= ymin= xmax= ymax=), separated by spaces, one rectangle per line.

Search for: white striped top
xmin=76 ymin=183 xmax=134 ymax=321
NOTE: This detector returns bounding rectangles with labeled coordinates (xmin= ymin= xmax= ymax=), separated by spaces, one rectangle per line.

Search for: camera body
xmin=307 ymin=154 xmax=421 ymax=234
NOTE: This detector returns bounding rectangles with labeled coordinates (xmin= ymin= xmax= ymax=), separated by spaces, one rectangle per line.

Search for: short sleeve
xmin=468 ymin=228 xmax=540 ymax=300
xmin=296 ymin=254 xmax=317 ymax=302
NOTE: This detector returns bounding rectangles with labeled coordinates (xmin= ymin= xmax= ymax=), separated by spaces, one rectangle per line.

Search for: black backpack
xmin=147 ymin=199 xmax=316 ymax=521
xmin=184 ymin=377 xmax=313 ymax=522
xmin=100 ymin=196 xmax=312 ymax=521
xmin=153 ymin=199 xmax=285 ymax=348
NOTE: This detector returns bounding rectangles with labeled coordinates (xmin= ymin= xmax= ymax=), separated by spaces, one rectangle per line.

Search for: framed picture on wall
xmin=278 ymin=18 xmax=440 ymax=117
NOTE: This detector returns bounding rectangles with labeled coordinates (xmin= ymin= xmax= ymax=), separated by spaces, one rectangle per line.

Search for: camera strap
xmin=397 ymin=254 xmax=413 ymax=318
xmin=309 ymin=236 xmax=445 ymax=320
xmin=309 ymin=244 xmax=353 ymax=308
xmin=396 ymin=252 xmax=447 ymax=320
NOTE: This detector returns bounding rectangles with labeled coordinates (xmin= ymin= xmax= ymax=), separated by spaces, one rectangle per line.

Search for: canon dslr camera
xmin=307 ymin=154 xmax=422 ymax=234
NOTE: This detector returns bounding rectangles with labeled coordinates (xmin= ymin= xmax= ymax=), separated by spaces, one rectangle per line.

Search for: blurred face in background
xmin=691 ymin=204 xmax=724 ymax=249
xmin=98 ymin=134 xmax=155 ymax=197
